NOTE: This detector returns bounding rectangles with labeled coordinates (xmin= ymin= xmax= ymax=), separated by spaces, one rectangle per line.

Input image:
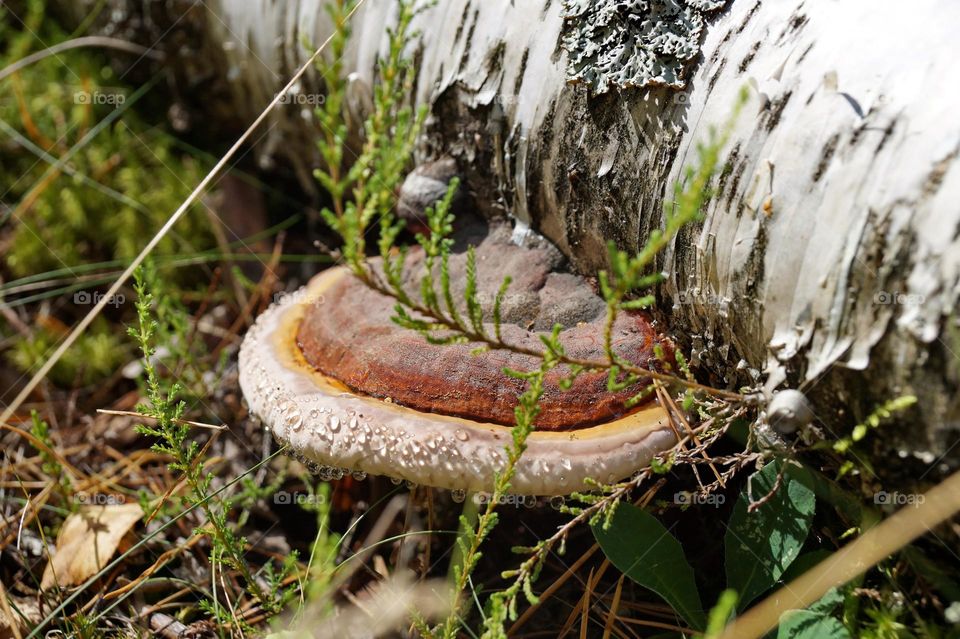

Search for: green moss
xmin=0 ymin=0 xmax=215 ymax=385
xmin=1 ymin=94 xmax=212 ymax=277
xmin=10 ymin=319 xmax=127 ymax=386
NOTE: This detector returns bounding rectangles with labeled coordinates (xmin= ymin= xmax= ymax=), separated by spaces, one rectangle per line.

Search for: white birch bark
xmin=180 ymin=0 xmax=960 ymax=461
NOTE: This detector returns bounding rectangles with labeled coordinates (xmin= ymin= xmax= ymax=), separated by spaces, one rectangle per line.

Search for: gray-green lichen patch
xmin=561 ymin=0 xmax=727 ymax=95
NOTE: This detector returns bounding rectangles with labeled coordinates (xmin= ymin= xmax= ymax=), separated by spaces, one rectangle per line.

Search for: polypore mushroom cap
xmin=239 ymin=266 xmax=679 ymax=496
xmin=298 ymin=221 xmax=673 ymax=431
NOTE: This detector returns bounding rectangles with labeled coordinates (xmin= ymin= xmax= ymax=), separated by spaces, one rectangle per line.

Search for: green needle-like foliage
xmin=129 ymin=263 xmax=293 ymax=618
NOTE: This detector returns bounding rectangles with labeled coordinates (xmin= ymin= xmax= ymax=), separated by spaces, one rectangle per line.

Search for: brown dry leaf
xmin=41 ymin=503 xmax=143 ymax=590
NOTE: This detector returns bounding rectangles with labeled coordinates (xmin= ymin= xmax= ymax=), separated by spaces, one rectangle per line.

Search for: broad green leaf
xmin=593 ymin=503 xmax=705 ymax=630
xmin=725 ymin=460 xmax=815 ymax=609
xmin=777 ymin=610 xmax=850 ymax=639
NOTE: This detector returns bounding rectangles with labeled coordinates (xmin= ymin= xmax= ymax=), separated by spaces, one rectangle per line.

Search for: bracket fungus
xmin=561 ymin=0 xmax=727 ymax=94
xmin=239 ymin=219 xmax=680 ymax=496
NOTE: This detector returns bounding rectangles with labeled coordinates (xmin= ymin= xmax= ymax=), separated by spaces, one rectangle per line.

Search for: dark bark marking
xmin=711 ymin=26 xmax=735 ymax=64
xmin=453 ymin=4 xmax=470 ymax=43
xmin=457 ymin=8 xmax=480 ymax=70
xmin=849 ymin=105 xmax=879 ymax=147
xmin=741 ymin=219 xmax=767 ymax=298
xmin=759 ymin=89 xmax=792 ymax=132
xmin=707 ymin=56 xmax=727 ymax=92
xmin=812 ymin=133 xmax=840 ymax=183
xmin=716 ymin=142 xmax=741 ymax=195
xmin=513 ymin=48 xmax=530 ymax=98
xmin=738 ymin=40 xmax=760 ymax=73
xmin=777 ymin=11 xmax=809 ymax=43
xmin=710 ymin=27 xmax=734 ymax=64
xmin=723 ymin=152 xmax=746 ymax=211
xmin=923 ymin=144 xmax=960 ymax=198
xmin=875 ymin=115 xmax=897 ymax=153
xmin=735 ymin=0 xmax=761 ymax=35
xmin=484 ymin=40 xmax=506 ymax=76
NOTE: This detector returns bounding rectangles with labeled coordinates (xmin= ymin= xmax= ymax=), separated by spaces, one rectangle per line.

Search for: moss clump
xmin=0 ymin=12 xmax=212 ymax=275
xmin=0 ymin=0 xmax=215 ymax=385
xmin=9 ymin=319 xmax=126 ymax=387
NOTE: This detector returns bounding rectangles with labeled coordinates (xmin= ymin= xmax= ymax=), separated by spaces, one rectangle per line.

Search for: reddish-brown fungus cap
xmin=238 ymin=221 xmax=679 ymax=494
xmin=298 ymin=222 xmax=673 ymax=430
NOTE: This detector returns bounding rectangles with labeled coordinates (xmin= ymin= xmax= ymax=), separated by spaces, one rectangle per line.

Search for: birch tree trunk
xmin=77 ymin=0 xmax=960 ymax=468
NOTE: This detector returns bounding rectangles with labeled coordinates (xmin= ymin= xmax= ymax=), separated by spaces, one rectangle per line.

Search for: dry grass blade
xmin=0 ymin=0 xmax=369 ymax=433
xmin=602 ymin=575 xmax=625 ymax=639
xmin=24 ymin=451 xmax=280 ymax=637
xmin=0 ymin=422 xmax=81 ymax=480
xmin=96 ymin=409 xmax=226 ymax=431
xmin=580 ymin=566 xmax=595 ymax=639
xmin=616 ymin=616 xmax=695 ymax=634
xmin=0 ymin=579 xmax=25 ymax=639
xmin=657 ymin=384 xmax=724 ymax=487
xmin=0 ymin=36 xmax=162 ymax=82
xmin=508 ymin=544 xmax=601 ymax=634
xmin=97 ymin=534 xmax=205 ymax=603
xmin=558 ymin=567 xmax=592 ymax=639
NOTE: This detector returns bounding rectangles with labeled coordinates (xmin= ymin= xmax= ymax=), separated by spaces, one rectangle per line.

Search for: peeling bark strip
xmin=92 ymin=0 xmax=958 ymax=464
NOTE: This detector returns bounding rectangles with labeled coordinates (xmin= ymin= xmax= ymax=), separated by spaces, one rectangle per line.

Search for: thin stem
xmin=0 ymin=36 xmax=163 ymax=83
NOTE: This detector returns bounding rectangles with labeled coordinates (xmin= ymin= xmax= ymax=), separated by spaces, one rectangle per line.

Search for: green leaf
xmin=592 ymin=503 xmax=706 ymax=630
xmin=777 ymin=610 xmax=850 ymax=639
xmin=725 ymin=460 xmax=815 ymax=610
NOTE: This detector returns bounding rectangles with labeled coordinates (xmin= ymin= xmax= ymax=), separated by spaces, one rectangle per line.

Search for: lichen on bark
xmin=561 ymin=0 xmax=727 ymax=94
